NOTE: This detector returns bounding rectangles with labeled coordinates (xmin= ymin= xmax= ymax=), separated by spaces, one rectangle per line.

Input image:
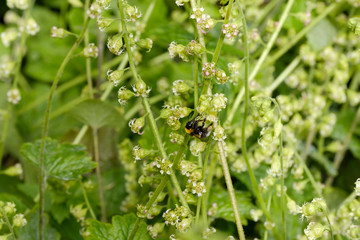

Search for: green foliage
xmin=21 ymin=138 xmax=96 ymax=180
xmin=86 ymin=214 xmax=151 ymax=240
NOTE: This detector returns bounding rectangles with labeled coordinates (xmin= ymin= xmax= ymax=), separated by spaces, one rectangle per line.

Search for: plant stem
xmin=201 ymin=141 xmax=212 ymax=226
xmin=193 ymin=56 xmax=199 ymax=108
xmin=325 ymin=106 xmax=360 ymax=186
xmin=0 ymin=104 xmax=11 ymax=168
xmin=81 ymin=180 xmax=96 ymax=219
xmin=226 ymin=0 xmax=294 ymax=127
xmin=236 ymin=2 xmax=281 ymax=239
xmin=265 ymin=3 xmax=339 ymax=66
xmin=265 ymin=57 xmax=301 ymax=94
xmin=203 ymin=150 xmax=217 ymax=227
xmin=38 ymin=17 xmax=90 ymax=240
xmin=301 ymin=124 xmax=317 ymax=163
xmin=84 ymin=0 xmax=94 ymax=98
xmin=189 ymin=0 xmax=207 ymax=64
xmin=92 ymin=128 xmax=106 ymax=221
xmin=217 ymin=141 xmax=246 ymax=240
xmin=1 ymin=208 xmax=16 ymax=240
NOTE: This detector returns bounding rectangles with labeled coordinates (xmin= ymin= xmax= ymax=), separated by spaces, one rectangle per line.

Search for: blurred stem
xmin=263 ymin=192 xmax=273 ymax=240
xmin=3 ymin=210 xmax=16 ymax=240
xmin=81 ymin=180 xmax=96 ymax=219
xmin=84 ymin=0 xmax=94 ymax=98
xmin=195 ymin=155 xmax=202 ymax=224
xmin=265 ymin=57 xmax=301 ymax=94
xmin=301 ymin=124 xmax=316 ymax=163
xmin=201 ymin=141 xmax=212 ymax=226
xmin=96 ymin=30 xmax=104 ymax=95
xmin=326 ymin=106 xmax=360 ymax=186
xmin=193 ymin=56 xmax=199 ymax=108
xmin=0 ymin=105 xmax=11 ymax=168
xmin=38 ymin=17 xmax=90 ymax=240
xmin=237 ymin=2 xmax=281 ymax=239
xmin=217 ymin=141 xmax=246 ymax=240
xmin=92 ymin=128 xmax=106 ymax=221
xmin=203 ymin=150 xmax=217 ymax=227
xmin=227 ymin=0 xmax=294 ymax=127
xmin=266 ymin=3 xmax=339 ymax=66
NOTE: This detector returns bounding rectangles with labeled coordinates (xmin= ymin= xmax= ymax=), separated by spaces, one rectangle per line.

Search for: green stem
xmin=81 ymin=181 xmax=96 ymax=219
xmin=195 ymin=154 xmax=203 ymax=224
xmin=84 ymin=0 xmax=94 ymax=98
xmin=237 ymin=2 xmax=281 ymax=239
xmin=203 ymin=149 xmax=217 ymax=227
xmin=263 ymin=192 xmax=273 ymax=240
xmin=226 ymin=0 xmax=295 ymax=126
xmin=325 ymin=106 xmax=360 ymax=186
xmin=1 ymin=208 xmax=16 ymax=240
xmin=0 ymin=104 xmax=11 ymax=168
xmin=92 ymin=128 xmax=106 ymax=221
xmin=265 ymin=57 xmax=301 ymax=94
xmin=217 ymin=141 xmax=246 ymax=240
xmin=189 ymin=0 xmax=207 ymax=64
xmin=201 ymin=141 xmax=212 ymax=226
xmin=301 ymin=124 xmax=317 ymax=163
xmin=265 ymin=3 xmax=339 ymax=66
xmin=38 ymin=17 xmax=90 ymax=240
xmin=193 ymin=56 xmax=199 ymax=108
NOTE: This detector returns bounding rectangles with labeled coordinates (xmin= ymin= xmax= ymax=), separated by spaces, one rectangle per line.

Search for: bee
xmin=185 ymin=115 xmax=213 ymax=139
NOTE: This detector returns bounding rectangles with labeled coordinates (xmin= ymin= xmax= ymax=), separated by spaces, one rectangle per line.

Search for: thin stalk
xmin=195 ymin=154 xmax=203 ymax=224
xmin=119 ymin=0 xmax=188 ymax=208
xmin=218 ymin=141 xmax=246 ymax=240
xmin=265 ymin=57 xmax=301 ymax=94
xmin=201 ymin=142 xmax=212 ymax=227
xmin=38 ymin=18 xmax=90 ymax=240
xmin=189 ymin=0 xmax=207 ymax=64
xmin=84 ymin=0 xmax=94 ymax=98
xmin=128 ymin=137 xmax=190 ymax=240
xmin=326 ymin=106 xmax=360 ymax=186
xmin=81 ymin=181 xmax=96 ymax=219
xmin=264 ymin=192 xmax=273 ymax=240
xmin=266 ymin=3 xmax=340 ymax=66
xmin=16 ymin=56 xmax=122 ymax=115
xmin=96 ymin=30 xmax=104 ymax=94
xmin=249 ymin=0 xmax=295 ymax=82
xmin=226 ymin=0 xmax=294 ymax=126
xmin=301 ymin=124 xmax=317 ymax=163
xmin=203 ymin=150 xmax=217 ymax=228
xmin=252 ymin=0 xmax=281 ymax=28
xmin=92 ymin=128 xmax=106 ymax=221
xmin=1 ymin=208 xmax=16 ymax=240
xmin=237 ymin=2 xmax=281 ymax=239
xmin=193 ymin=56 xmax=199 ymax=108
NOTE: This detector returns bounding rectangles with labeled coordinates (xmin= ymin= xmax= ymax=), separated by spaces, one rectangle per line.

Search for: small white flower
xmin=7 ymin=88 xmax=21 ymax=104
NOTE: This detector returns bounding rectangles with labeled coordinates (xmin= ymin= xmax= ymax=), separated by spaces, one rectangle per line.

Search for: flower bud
xmin=137 ymin=204 xmax=147 ymax=218
xmin=264 ymin=221 xmax=275 ymax=230
xmin=7 ymin=88 xmax=21 ymax=105
xmin=172 ymin=80 xmax=191 ymax=95
xmin=176 ymin=218 xmax=192 ymax=232
xmin=132 ymin=145 xmax=151 ymax=161
xmin=169 ymin=132 xmax=185 ymax=144
xmin=213 ymin=125 xmax=226 ymax=141
xmin=50 ymin=26 xmax=67 ymax=38
xmin=287 ymin=197 xmax=301 ymax=215
xmin=158 ymin=107 xmax=173 ymax=119
xmin=222 ymin=23 xmax=239 ymax=39
xmin=117 ymin=87 xmax=135 ymax=104
xmin=190 ymin=7 xmax=205 ymax=20
xmin=147 ymin=223 xmax=165 ymax=239
xmin=83 ymin=43 xmax=98 ymax=58
xmin=147 ymin=205 xmax=163 ymax=219
xmin=107 ymin=33 xmax=124 ymax=55
xmin=0 ymin=28 xmax=18 ymax=47
xmin=125 ymin=5 xmax=141 ymax=22
xmin=186 ymin=40 xmax=204 ymax=55
xmin=97 ymin=17 xmax=114 ymax=32
xmin=137 ymin=38 xmax=153 ymax=52
xmin=3 ymin=202 xmax=16 ymax=215
xmin=108 ymin=69 xmax=125 ymax=86
xmin=274 ymin=118 xmax=282 ymax=138
xmin=355 ymin=178 xmax=360 ymax=196
xmin=325 ymin=141 xmax=342 ymax=153
xmin=196 ymin=15 xmax=215 ymax=34
xmin=347 ymin=225 xmax=360 ymax=239
xmin=12 ymin=214 xmax=27 ymax=227
xmin=87 ymin=2 xmax=101 ymax=19
xmin=2 ymin=163 xmax=22 ymax=177
xmin=260 ymin=174 xmax=276 ymax=190
xmin=211 ymin=93 xmax=227 ymax=111
xmin=167 ymin=116 xmax=181 ymax=130
xmin=70 ymin=204 xmax=88 ymax=222
xmin=83 ymin=180 xmax=94 ymax=190
xmin=4 ymin=11 xmax=21 ymax=24
xmin=96 ymin=0 xmax=111 ymax=9
xmin=24 ymin=18 xmax=40 ymax=36
xmin=304 ymin=222 xmax=326 ymax=240
xmin=348 ymin=17 xmax=360 ymax=35
xmin=347 ymin=89 xmax=360 ymax=107
xmin=250 ymin=209 xmax=263 ymax=222
xmin=202 ymin=62 xmax=215 ymax=79
xmin=7 ymin=0 xmax=16 ymax=8
xmin=190 ymin=139 xmax=206 ymax=156
xmin=173 ymin=106 xmax=192 ymax=119
xmin=215 ymin=69 xmax=228 ymax=84
xmin=132 ymin=80 xmax=151 ymax=97
xmin=128 ymin=116 xmax=146 ymax=135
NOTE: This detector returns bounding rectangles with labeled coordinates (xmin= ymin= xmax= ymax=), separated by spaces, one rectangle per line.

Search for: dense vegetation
xmin=0 ymin=0 xmax=360 ymax=239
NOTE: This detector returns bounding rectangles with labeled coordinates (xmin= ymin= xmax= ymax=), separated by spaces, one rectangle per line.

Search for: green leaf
xmin=208 ymin=187 xmax=255 ymax=225
xmin=21 ymin=138 xmax=96 ymax=180
xmin=86 ymin=214 xmax=151 ymax=240
xmin=306 ymin=18 xmax=337 ymax=51
xmin=17 ymin=210 xmax=61 ymax=240
xmin=70 ymin=99 xmax=122 ymax=129
xmin=308 ymin=145 xmax=337 ymax=176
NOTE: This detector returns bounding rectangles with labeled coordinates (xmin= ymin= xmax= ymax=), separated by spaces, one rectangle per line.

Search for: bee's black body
xmin=185 ymin=115 xmax=213 ymax=139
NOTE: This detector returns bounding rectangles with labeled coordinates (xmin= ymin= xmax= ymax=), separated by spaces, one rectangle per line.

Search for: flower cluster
xmin=0 ymin=201 xmax=27 ymax=239
xmin=163 ymin=205 xmax=192 ymax=232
